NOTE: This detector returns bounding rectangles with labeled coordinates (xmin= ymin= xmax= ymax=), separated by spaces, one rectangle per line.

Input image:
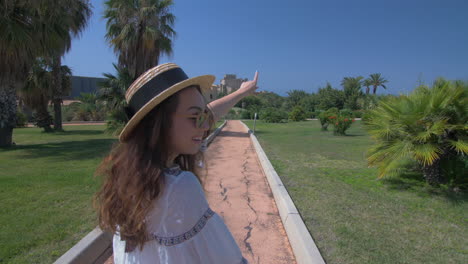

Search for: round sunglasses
xmin=177 ymin=109 xmax=212 ymax=128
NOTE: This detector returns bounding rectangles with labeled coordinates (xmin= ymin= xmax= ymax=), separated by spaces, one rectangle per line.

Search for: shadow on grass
xmin=4 ymin=139 xmax=117 ymax=161
xmin=217 ymin=131 xmax=250 ymax=138
xmin=382 ymin=171 xmax=468 ymax=204
xmin=53 ymin=130 xmax=106 ymax=136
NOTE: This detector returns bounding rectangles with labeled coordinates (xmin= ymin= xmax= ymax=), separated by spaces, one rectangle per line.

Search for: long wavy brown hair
xmin=94 ymin=86 xmax=214 ymax=252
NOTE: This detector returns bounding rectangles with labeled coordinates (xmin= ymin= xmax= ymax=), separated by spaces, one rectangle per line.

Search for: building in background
xmin=206 ymin=74 xmax=247 ymax=102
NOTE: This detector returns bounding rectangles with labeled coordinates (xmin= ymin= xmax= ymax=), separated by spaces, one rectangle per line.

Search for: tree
xmin=366 ymin=73 xmax=388 ymax=94
xmin=98 ymin=64 xmax=134 ymax=134
xmin=19 ymin=60 xmax=54 ymax=132
xmin=0 ymin=1 xmax=70 ymax=146
xmin=286 ymin=90 xmax=309 ymax=110
xmin=18 ymin=60 xmax=73 ymax=132
xmin=46 ymin=0 xmax=92 ymax=131
xmin=341 ymin=76 xmax=364 ymax=110
xmin=316 ymin=82 xmax=345 ymax=110
xmin=256 ymin=92 xmax=284 ymax=109
xmin=363 ymin=78 xmax=372 ymax=95
xmin=364 ymin=78 xmax=467 ymax=186
xmin=104 ymin=0 xmax=176 ymax=79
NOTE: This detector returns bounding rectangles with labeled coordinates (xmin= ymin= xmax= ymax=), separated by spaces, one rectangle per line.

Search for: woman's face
xmin=168 ymin=86 xmax=210 ymax=157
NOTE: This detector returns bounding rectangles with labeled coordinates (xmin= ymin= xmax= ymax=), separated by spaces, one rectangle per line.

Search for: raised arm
xmin=207 ymin=71 xmax=259 ymax=122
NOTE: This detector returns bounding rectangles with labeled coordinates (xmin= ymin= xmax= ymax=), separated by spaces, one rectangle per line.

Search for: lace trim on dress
xmin=148 ymin=208 xmax=215 ymax=246
xmin=164 ymin=164 xmax=182 ymax=176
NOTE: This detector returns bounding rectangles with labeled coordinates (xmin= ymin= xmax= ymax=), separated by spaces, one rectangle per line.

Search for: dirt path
xmin=203 ymin=120 xmax=296 ymax=264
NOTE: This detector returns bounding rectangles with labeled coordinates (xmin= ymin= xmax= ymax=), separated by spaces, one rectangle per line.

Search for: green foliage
xmin=256 ymin=92 xmax=285 ymax=109
xmin=15 ymin=111 xmax=27 ymax=128
xmin=240 ymin=110 xmax=252 ymax=119
xmin=261 ymin=107 xmax=288 ymax=123
xmin=352 ymin=110 xmax=364 ymax=118
xmin=286 ymin=90 xmax=309 ymax=109
xmin=364 ymin=78 xmax=467 ymax=186
xmin=288 ymin=106 xmax=307 ymax=122
xmin=104 ymin=0 xmax=176 ymax=79
xmin=73 ymin=93 xmax=106 ymax=121
xmin=98 ymin=64 xmax=133 ymax=133
xmin=62 ymin=102 xmax=81 ymax=122
xmin=341 ymin=76 xmax=364 ymax=110
xmin=365 ymin=73 xmax=388 ymax=94
xmin=316 ymin=83 xmax=345 ymax=110
xmin=330 ymin=115 xmax=355 ymax=135
xmin=318 ymin=107 xmax=339 ymax=131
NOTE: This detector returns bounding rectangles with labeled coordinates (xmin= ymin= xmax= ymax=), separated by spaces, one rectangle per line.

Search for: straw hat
xmin=119 ymin=63 xmax=215 ymax=142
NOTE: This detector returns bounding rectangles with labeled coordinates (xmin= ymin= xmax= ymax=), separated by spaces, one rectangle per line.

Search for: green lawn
xmin=244 ymin=120 xmax=467 ymax=264
xmin=0 ymin=125 xmax=116 ymax=263
xmin=0 ymin=121 xmax=226 ymax=263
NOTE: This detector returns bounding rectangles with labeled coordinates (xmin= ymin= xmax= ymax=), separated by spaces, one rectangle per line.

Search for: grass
xmin=0 ymin=125 xmax=116 ymax=263
xmin=0 ymin=121 xmax=227 ymax=263
xmin=244 ymin=120 xmax=467 ymax=264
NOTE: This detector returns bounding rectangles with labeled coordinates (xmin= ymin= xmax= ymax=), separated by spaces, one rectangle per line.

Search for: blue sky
xmin=63 ymin=0 xmax=468 ymax=96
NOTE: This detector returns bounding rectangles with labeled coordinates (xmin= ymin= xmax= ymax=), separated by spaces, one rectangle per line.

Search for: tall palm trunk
xmin=373 ymin=85 xmax=377 ymax=94
xmin=52 ymin=56 xmax=63 ymax=131
xmin=0 ymin=82 xmax=17 ymax=147
xmin=421 ymin=158 xmax=444 ymax=186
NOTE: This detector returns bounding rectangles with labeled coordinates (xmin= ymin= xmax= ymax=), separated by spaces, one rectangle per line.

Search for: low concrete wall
xmin=240 ymin=121 xmax=326 ymax=264
xmin=53 ymin=227 xmax=112 ymax=264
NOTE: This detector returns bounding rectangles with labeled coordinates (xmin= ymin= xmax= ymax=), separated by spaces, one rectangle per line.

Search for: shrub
xmin=352 ymin=110 xmax=363 ymax=118
xmin=261 ymin=107 xmax=288 ymax=123
xmin=363 ymin=78 xmax=467 ymax=186
xmin=289 ymin=106 xmax=307 ymax=121
xmin=62 ymin=102 xmax=81 ymax=122
xmin=15 ymin=111 xmax=28 ymax=128
xmin=318 ymin=107 xmax=339 ymax=131
xmin=330 ymin=115 xmax=355 ymax=135
xmin=240 ymin=110 xmax=252 ymax=119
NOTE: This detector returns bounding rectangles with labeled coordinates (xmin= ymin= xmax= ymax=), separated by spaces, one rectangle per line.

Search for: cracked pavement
xmin=203 ymin=120 xmax=296 ymax=264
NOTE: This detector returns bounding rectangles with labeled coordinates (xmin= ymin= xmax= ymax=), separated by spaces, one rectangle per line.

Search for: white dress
xmin=113 ymin=165 xmax=248 ymax=264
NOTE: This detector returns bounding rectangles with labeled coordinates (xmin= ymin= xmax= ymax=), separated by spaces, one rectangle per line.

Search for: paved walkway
xmin=203 ymin=120 xmax=295 ymax=264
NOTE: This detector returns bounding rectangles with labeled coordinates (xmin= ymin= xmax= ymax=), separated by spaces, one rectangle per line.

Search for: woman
xmin=95 ymin=63 xmax=259 ymax=263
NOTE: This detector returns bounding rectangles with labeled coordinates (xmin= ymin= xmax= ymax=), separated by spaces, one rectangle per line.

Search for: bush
xmin=330 ymin=115 xmax=355 ymax=135
xmin=15 ymin=111 xmax=28 ymax=128
xmin=340 ymin=108 xmax=353 ymax=117
xmin=240 ymin=110 xmax=252 ymax=119
xmin=318 ymin=108 xmax=339 ymax=131
xmin=261 ymin=107 xmax=288 ymax=123
xmin=289 ymin=106 xmax=307 ymax=122
xmin=363 ymin=78 xmax=467 ymax=186
xmin=352 ymin=110 xmax=363 ymax=118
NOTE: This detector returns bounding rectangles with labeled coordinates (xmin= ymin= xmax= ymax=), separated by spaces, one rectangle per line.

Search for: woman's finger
xmin=253 ymin=71 xmax=259 ymax=83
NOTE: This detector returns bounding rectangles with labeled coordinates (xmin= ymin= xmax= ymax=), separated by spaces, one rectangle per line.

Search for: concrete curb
xmin=206 ymin=120 xmax=227 ymax=146
xmin=54 ymin=121 xmax=228 ymax=264
xmin=240 ymin=121 xmax=326 ymax=264
xmin=53 ymin=227 xmax=112 ymax=264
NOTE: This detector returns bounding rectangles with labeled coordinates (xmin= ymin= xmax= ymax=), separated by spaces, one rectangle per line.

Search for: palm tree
xmin=364 ymin=78 xmax=467 ymax=185
xmin=366 ymin=73 xmax=388 ymax=94
xmin=104 ymin=0 xmax=176 ymax=79
xmin=341 ymin=76 xmax=363 ymax=110
xmin=46 ymin=0 xmax=92 ymax=131
xmin=98 ymin=64 xmax=133 ymax=135
xmin=363 ymin=78 xmax=372 ymax=95
xmin=1 ymin=1 xmax=48 ymax=146
xmin=18 ymin=60 xmax=54 ymax=132
xmin=0 ymin=1 xmax=90 ymax=146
